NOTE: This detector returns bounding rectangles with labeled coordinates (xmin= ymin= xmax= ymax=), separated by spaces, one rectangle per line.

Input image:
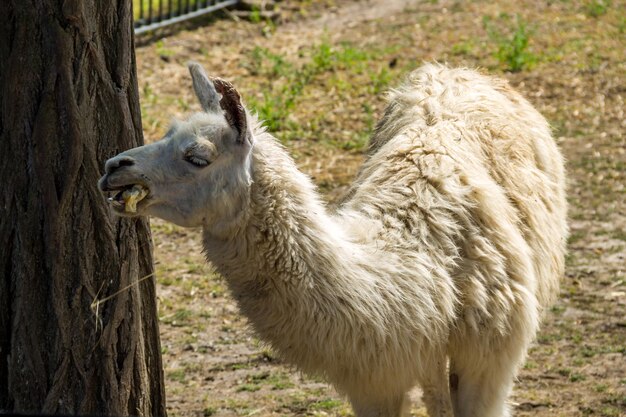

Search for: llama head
xmin=98 ymin=62 xmax=253 ymax=229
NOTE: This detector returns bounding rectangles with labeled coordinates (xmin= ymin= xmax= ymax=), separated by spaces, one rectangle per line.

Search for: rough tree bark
xmin=0 ymin=1 xmax=166 ymax=415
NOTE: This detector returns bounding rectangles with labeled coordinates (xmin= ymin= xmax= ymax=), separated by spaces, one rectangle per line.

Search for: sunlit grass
xmin=244 ymin=38 xmax=400 ymax=147
xmin=133 ymin=0 xmax=219 ymax=21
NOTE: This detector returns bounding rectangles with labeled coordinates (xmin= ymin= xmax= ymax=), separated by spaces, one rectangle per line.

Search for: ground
xmin=132 ymin=1 xmax=626 ymax=416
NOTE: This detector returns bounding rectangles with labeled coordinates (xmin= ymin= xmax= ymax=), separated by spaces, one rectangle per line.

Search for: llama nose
xmin=105 ymin=155 xmax=135 ymax=174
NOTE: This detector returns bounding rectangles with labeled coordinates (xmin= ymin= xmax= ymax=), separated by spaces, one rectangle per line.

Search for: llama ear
xmin=212 ymin=77 xmax=251 ymax=146
xmin=188 ymin=61 xmax=220 ymax=113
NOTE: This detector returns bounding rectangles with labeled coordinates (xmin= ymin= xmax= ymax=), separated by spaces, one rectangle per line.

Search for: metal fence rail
xmin=134 ymin=0 xmax=240 ymax=35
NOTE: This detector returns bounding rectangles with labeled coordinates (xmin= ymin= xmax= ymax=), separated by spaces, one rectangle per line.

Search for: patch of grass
xmin=451 ymin=39 xmax=477 ymax=57
xmin=249 ymin=5 xmax=263 ymax=24
xmin=331 ymin=102 xmax=376 ymax=151
xmin=570 ymin=331 xmax=584 ymax=345
xmin=202 ymin=407 xmax=216 ymax=417
xmin=237 ymin=383 xmax=261 ymax=392
xmin=255 ymin=371 xmax=295 ymax=390
xmin=182 ymin=332 xmax=198 ymax=345
xmin=618 ymin=16 xmax=626 ymax=33
xmin=537 ymin=331 xmax=563 ymax=344
xmin=550 ymin=304 xmax=566 ymax=315
xmin=223 ymin=398 xmax=252 ymax=415
xmin=600 ymin=406 xmax=622 ymax=416
xmin=594 ymin=384 xmax=609 ymax=393
xmin=584 ymin=0 xmax=611 ymax=17
xmin=245 ymin=38 xmax=393 ymax=145
xmin=483 ymin=14 xmax=537 ymax=72
xmin=581 ymin=347 xmax=599 ymax=358
xmin=612 ymin=229 xmax=626 ymax=242
xmin=167 ymin=368 xmax=186 ymax=382
xmin=161 ymin=308 xmax=193 ymax=326
xmin=142 ymin=82 xmax=158 ymax=105
xmin=155 ymin=40 xmax=175 ymax=59
xmin=568 ymin=230 xmax=586 ymax=245
xmin=246 ymin=40 xmax=337 ymax=132
xmin=229 ymin=361 xmax=255 ymax=370
xmin=245 ymin=47 xmax=294 ymax=77
xmin=369 ymin=66 xmax=393 ymax=95
xmin=271 ymin=380 xmax=294 ymax=390
xmin=177 ymin=97 xmax=190 ymax=112
xmin=184 ymin=257 xmax=207 ymax=274
xmin=311 ymin=398 xmax=344 ymax=411
xmin=210 ymin=282 xmax=226 ymax=298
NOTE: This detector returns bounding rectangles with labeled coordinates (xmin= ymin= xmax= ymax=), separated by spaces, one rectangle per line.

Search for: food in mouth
xmin=108 ymin=184 xmax=148 ymax=213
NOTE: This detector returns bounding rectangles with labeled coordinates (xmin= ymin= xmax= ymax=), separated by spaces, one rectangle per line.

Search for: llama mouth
xmin=107 ymin=184 xmax=149 ymax=213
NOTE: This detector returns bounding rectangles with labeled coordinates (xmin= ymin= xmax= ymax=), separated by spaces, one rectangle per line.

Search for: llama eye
xmin=185 ymin=155 xmax=209 ymax=167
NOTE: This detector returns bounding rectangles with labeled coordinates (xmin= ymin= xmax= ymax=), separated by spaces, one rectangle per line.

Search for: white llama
xmin=99 ymin=62 xmax=568 ymax=417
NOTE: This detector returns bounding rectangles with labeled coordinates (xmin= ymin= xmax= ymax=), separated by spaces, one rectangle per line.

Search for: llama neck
xmin=202 ymin=132 xmax=355 ymax=293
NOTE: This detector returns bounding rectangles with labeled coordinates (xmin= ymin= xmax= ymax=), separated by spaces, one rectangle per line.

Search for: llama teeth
xmin=108 ymin=194 xmax=124 ymax=208
xmin=121 ymin=185 xmax=148 ymax=213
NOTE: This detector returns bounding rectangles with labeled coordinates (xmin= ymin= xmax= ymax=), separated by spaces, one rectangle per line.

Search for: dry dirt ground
xmin=133 ymin=1 xmax=625 ymax=416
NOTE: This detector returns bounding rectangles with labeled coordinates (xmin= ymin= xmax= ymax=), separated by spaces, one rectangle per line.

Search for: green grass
xmin=160 ymin=308 xmax=193 ymax=325
xmin=167 ymin=368 xmax=187 ymax=382
xmin=202 ymin=407 xmax=216 ymax=417
xmin=245 ymin=38 xmax=396 ymax=146
xmin=236 ymin=383 xmax=261 ymax=392
xmin=247 ymin=39 xmax=359 ymax=133
xmin=584 ymin=0 xmax=611 ymax=17
xmin=155 ymin=39 xmax=175 ymax=58
xmin=483 ymin=13 xmax=537 ymax=72
xmin=133 ymin=0 xmax=206 ymax=21
xmin=310 ymin=398 xmax=344 ymax=411
xmin=451 ymin=39 xmax=478 ymax=57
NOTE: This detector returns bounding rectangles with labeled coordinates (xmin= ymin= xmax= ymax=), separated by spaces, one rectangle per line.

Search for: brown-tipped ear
xmin=212 ymin=78 xmax=250 ymax=146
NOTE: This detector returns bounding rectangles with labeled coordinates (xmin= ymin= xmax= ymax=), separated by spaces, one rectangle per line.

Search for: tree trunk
xmin=0 ymin=1 xmax=166 ymax=415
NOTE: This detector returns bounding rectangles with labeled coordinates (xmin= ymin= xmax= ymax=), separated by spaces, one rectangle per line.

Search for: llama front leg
xmin=449 ymin=340 xmax=528 ymax=417
xmin=449 ymin=359 xmax=515 ymax=417
xmin=449 ymin=301 xmax=537 ymax=417
xmin=349 ymin=392 xmax=409 ymax=417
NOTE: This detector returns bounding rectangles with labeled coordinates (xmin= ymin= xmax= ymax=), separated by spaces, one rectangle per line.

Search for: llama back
xmin=354 ymin=63 xmax=567 ymax=310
